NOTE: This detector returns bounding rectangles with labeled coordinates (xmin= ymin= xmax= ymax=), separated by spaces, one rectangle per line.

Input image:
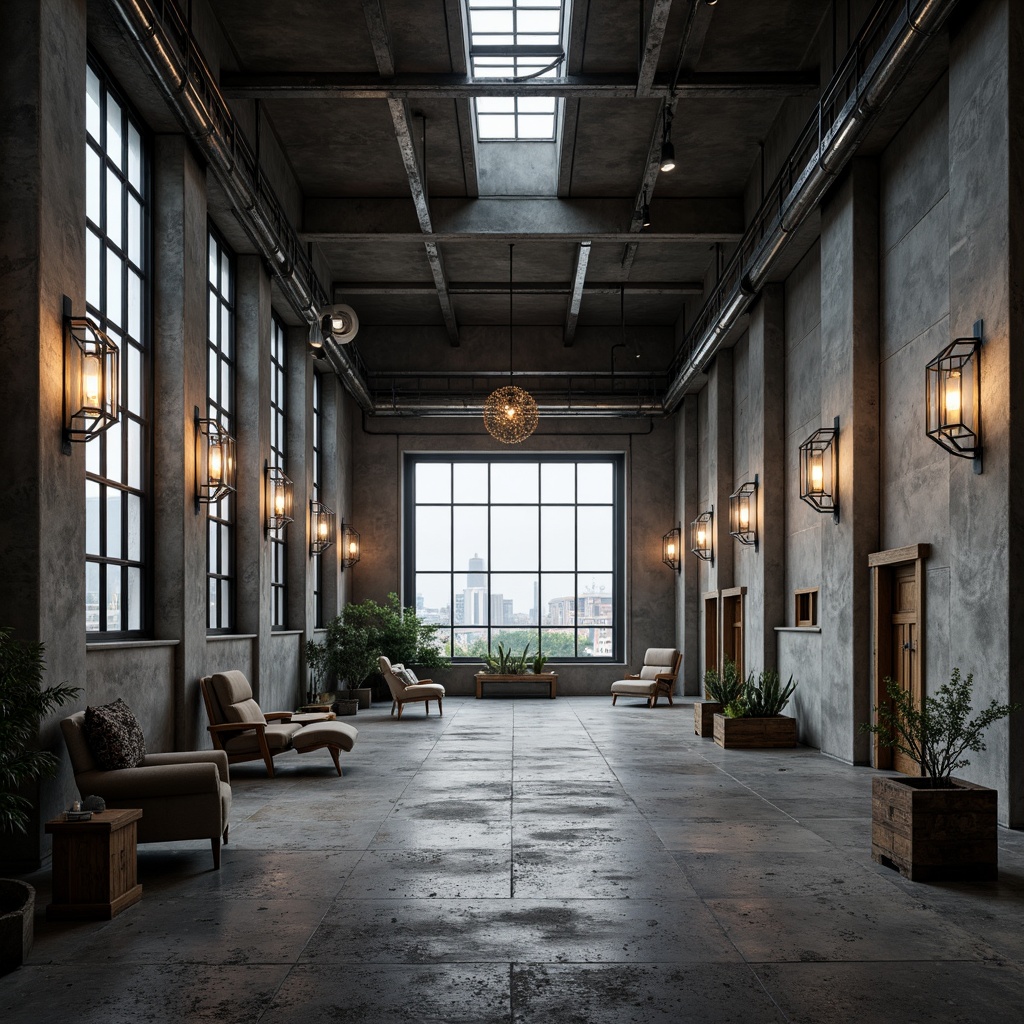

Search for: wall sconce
xmin=662 ymin=524 xmax=681 ymax=573
xmin=690 ymin=507 xmax=714 ymax=564
xmin=310 ymin=499 xmax=335 ymax=556
xmin=194 ymin=406 xmax=236 ymax=513
xmin=799 ymin=417 xmax=839 ymax=523
xmin=341 ymin=521 xmax=361 ymax=569
xmin=265 ymin=462 xmax=294 ymax=535
xmin=926 ymin=320 xmax=982 ymax=473
xmin=729 ymin=476 xmax=758 ymax=549
xmin=62 ymin=296 xmax=119 ymax=454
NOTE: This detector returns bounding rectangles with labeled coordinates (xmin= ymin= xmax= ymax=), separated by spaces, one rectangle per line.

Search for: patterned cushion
xmin=397 ymin=667 xmax=419 ymax=687
xmin=83 ymin=698 xmax=146 ymax=770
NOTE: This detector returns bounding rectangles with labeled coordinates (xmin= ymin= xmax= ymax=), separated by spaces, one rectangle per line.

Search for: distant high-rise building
xmin=468 ymin=553 xmax=485 ymax=588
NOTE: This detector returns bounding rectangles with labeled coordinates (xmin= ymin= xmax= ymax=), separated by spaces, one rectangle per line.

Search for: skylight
xmin=467 ymin=0 xmax=566 ymax=141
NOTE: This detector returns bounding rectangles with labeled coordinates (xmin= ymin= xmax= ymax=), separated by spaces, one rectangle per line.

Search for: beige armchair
xmin=610 ymin=648 xmax=682 ymax=708
xmin=379 ymin=656 xmax=445 ymax=718
xmin=60 ymin=713 xmax=231 ymax=868
xmin=199 ymin=670 xmax=358 ymax=777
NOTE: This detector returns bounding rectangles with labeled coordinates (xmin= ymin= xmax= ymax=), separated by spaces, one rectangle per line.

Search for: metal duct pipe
xmin=107 ymin=0 xmax=375 ymax=413
xmin=371 ymin=401 xmax=665 ymax=417
xmin=663 ymin=0 xmax=959 ymax=411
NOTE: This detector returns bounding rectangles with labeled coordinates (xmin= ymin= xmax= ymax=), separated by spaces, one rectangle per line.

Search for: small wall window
xmin=795 ymin=588 xmax=819 ymax=627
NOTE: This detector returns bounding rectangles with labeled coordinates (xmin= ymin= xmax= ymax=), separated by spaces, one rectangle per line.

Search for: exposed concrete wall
xmin=351 ymin=417 xmax=676 ymax=696
xmin=674 ymin=398 xmax=700 ymax=695
xmin=268 ymin=631 xmax=304 ymax=710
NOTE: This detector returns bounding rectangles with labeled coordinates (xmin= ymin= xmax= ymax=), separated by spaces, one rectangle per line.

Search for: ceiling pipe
xmin=107 ymin=0 xmax=375 ymax=413
xmin=663 ymin=0 xmax=959 ymax=411
xmin=371 ymin=401 xmax=666 ymax=417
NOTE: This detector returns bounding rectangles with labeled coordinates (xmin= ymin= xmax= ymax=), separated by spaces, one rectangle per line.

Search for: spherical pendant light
xmin=484 ymin=244 xmax=538 ymax=444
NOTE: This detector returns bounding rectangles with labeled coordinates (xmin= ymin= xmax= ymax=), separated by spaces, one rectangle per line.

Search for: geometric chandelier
xmin=484 ymin=243 xmax=538 ymax=444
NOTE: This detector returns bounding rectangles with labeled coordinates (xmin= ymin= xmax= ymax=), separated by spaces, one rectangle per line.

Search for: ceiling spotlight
xmin=659 ymin=105 xmax=676 ymax=173
xmin=319 ymin=303 xmax=359 ymax=346
xmin=641 ymin=188 xmax=652 ymax=229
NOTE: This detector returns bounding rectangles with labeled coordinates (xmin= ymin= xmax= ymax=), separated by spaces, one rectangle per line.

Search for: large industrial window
xmin=269 ymin=316 xmax=288 ymax=628
xmin=312 ymin=372 xmax=323 ymax=628
xmin=207 ymin=228 xmax=235 ymax=632
xmin=404 ymin=455 xmax=624 ymax=661
xmin=467 ymin=0 xmax=564 ymax=141
xmin=85 ymin=61 xmax=150 ymax=636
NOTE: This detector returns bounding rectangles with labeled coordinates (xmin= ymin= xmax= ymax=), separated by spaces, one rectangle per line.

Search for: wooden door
xmin=890 ymin=564 xmax=920 ymax=775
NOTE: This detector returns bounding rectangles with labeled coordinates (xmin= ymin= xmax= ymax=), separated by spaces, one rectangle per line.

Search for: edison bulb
xmin=945 ymin=369 xmax=962 ymax=416
xmin=696 ymin=528 xmax=706 ymax=547
xmin=348 ymin=541 xmax=358 ymax=556
xmin=209 ymin=442 xmax=223 ymax=483
xmin=810 ymin=457 xmax=823 ymax=492
xmin=274 ymin=491 xmax=286 ymax=516
xmin=83 ymin=353 xmax=101 ymax=407
xmin=739 ymin=504 xmax=749 ymax=529
xmin=666 ymin=541 xmax=676 ymax=558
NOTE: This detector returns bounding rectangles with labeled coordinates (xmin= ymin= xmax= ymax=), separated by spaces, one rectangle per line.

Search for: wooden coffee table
xmin=45 ymin=808 xmax=142 ymax=920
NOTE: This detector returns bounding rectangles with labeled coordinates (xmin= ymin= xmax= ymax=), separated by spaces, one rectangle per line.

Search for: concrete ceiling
xmin=203 ymin=0 xmax=831 ymax=388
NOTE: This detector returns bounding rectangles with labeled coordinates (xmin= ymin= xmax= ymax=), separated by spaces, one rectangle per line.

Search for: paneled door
xmin=890 ymin=564 xmax=920 ymax=775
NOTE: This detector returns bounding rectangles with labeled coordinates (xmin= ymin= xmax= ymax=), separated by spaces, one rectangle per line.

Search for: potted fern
xmin=860 ymin=669 xmax=1019 ymax=881
xmin=694 ymin=657 xmax=743 ymax=738
xmin=1 ymin=628 xmax=79 ymax=974
xmin=713 ymin=669 xmax=798 ymax=749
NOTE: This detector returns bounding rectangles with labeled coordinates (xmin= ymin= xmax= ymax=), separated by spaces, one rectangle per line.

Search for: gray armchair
xmin=60 ymin=712 xmax=232 ymax=868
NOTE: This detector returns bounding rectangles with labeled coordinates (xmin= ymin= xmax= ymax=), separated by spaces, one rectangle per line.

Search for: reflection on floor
xmin=4 ymin=697 xmax=1024 ymax=1022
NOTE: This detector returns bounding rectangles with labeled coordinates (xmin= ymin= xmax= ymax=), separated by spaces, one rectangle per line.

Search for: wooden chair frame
xmin=611 ymin=651 xmax=683 ymax=708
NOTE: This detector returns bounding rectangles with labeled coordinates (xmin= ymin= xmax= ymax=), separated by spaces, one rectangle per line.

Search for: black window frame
xmin=312 ymin=371 xmax=323 ymax=629
xmin=269 ymin=314 xmax=288 ymax=629
xmin=403 ymin=453 xmax=625 ymax=663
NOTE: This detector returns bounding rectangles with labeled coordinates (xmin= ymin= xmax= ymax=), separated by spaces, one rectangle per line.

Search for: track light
xmin=317 ymin=303 xmax=359 ymax=348
xmin=641 ymin=189 xmax=652 ymax=229
xmin=660 ymin=106 xmax=676 ymax=173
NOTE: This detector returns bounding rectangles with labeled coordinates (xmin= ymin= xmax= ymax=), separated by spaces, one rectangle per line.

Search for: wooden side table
xmin=475 ymin=672 xmax=558 ymax=698
xmin=45 ymin=808 xmax=143 ymax=920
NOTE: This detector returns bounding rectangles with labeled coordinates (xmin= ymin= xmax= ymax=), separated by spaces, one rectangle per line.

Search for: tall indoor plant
xmin=861 ymin=669 xmax=1019 ymax=881
xmin=694 ymin=657 xmax=743 ymax=738
xmin=0 ymin=628 xmax=79 ymax=973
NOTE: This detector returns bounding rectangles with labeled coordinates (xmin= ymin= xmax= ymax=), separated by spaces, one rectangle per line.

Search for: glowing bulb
xmin=810 ymin=457 xmax=823 ymax=492
xmin=209 ymin=442 xmax=223 ymax=483
xmin=739 ymin=505 xmax=749 ymax=528
xmin=274 ymin=491 xmax=286 ymax=516
xmin=318 ymin=520 xmax=328 ymax=539
xmin=83 ymin=353 xmax=101 ymax=406
xmin=945 ymin=369 xmax=962 ymax=416
xmin=505 ymin=404 xmax=516 ymax=419
xmin=696 ymin=528 xmax=706 ymax=547
xmin=348 ymin=541 xmax=358 ymax=556
xmin=666 ymin=541 xmax=676 ymax=558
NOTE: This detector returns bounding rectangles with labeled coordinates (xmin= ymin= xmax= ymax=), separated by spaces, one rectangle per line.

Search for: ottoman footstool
xmin=292 ymin=721 xmax=359 ymax=775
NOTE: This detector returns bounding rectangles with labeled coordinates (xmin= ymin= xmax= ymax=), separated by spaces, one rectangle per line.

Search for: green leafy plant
xmin=704 ymin=656 xmax=745 ymax=705
xmin=304 ymin=639 xmax=333 ymax=705
xmin=723 ymin=697 xmax=747 ymax=719
xmin=743 ymin=669 xmax=797 ymax=717
xmin=0 ymin=629 xmax=80 ymax=834
xmin=860 ymin=669 xmax=1020 ymax=780
xmin=531 ymin=653 xmax=549 ymax=674
xmin=483 ymin=642 xmax=531 ymax=675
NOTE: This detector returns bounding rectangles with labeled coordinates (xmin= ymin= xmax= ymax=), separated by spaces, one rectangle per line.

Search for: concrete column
xmin=234 ymin=256 xmax=272 ymax=697
xmin=744 ymin=285 xmax=787 ymax=673
xmin=287 ymin=328 xmax=313 ymax=642
xmin=0 ymin=0 xmax=87 ymax=868
xmin=948 ymin=0 xmax=1023 ymax=824
xmin=317 ymin=370 xmax=341 ymax=621
xmin=819 ymin=158 xmax=880 ymax=764
xmin=675 ymin=397 xmax=701 ymax=693
xmin=705 ymin=349 xmax=734 ymax=592
xmin=151 ymin=136 xmax=208 ymax=751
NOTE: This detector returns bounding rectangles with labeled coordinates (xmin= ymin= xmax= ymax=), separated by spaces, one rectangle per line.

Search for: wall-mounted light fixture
xmin=926 ymin=319 xmax=982 ymax=473
xmin=310 ymin=499 xmax=335 ymax=557
xmin=341 ymin=521 xmax=361 ymax=569
xmin=194 ymin=406 xmax=236 ymax=513
xmin=799 ymin=417 xmax=839 ymax=523
xmin=62 ymin=296 xmax=119 ymax=454
xmin=662 ymin=524 xmax=681 ymax=573
xmin=729 ymin=476 xmax=758 ymax=549
xmin=265 ymin=462 xmax=294 ymax=535
xmin=659 ymin=104 xmax=676 ymax=173
xmin=690 ymin=507 xmax=714 ymax=564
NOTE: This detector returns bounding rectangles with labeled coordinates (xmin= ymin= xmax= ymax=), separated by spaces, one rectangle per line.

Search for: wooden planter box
xmin=694 ymin=701 xmax=722 ymax=737
xmin=871 ymin=775 xmax=998 ymax=882
xmin=713 ymin=713 xmax=797 ymax=749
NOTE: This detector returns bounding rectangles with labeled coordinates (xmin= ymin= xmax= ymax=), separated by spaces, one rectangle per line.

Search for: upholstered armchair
xmin=610 ymin=648 xmax=682 ymax=708
xmin=378 ymin=656 xmax=445 ymax=718
xmin=60 ymin=713 xmax=232 ymax=868
xmin=199 ymin=670 xmax=358 ymax=777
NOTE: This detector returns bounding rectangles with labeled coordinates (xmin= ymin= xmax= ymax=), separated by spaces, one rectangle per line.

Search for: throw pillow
xmin=83 ymin=698 xmax=146 ymax=770
xmin=398 ymin=667 xmax=419 ymax=687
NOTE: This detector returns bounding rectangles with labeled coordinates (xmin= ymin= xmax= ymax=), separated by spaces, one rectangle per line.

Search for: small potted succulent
xmin=713 ymin=668 xmax=798 ymax=749
xmin=0 ymin=628 xmax=79 ymax=974
xmin=694 ymin=657 xmax=743 ymax=738
xmin=860 ymin=669 xmax=1019 ymax=881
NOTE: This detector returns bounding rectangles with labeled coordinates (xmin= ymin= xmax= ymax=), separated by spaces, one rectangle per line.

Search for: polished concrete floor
xmin=4 ymin=696 xmax=1024 ymax=1023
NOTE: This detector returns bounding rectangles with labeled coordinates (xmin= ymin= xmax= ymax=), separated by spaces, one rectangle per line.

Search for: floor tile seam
xmin=693 ymin=753 xmax=804 ymax=825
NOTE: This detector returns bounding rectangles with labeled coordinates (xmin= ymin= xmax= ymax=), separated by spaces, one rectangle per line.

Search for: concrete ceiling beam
xmin=333 ymin=281 xmax=703 ymax=296
xmin=442 ymin=0 xmax=479 ymax=197
xmin=303 ymin=196 xmax=744 ymax=239
xmin=220 ymin=71 xmax=819 ymax=101
xmin=636 ymin=0 xmax=676 ymax=97
xmin=563 ymin=241 xmax=592 ymax=347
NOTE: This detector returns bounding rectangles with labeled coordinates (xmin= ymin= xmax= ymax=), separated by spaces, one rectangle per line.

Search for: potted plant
xmin=531 ymin=653 xmax=549 ymax=675
xmin=303 ymin=639 xmax=335 ymax=710
xmin=860 ymin=669 xmax=1019 ymax=881
xmin=482 ymin=641 xmax=531 ymax=675
xmin=713 ymin=668 xmax=798 ymax=749
xmin=694 ymin=657 xmax=743 ymax=738
xmin=324 ymin=615 xmax=376 ymax=715
xmin=0 ymin=628 xmax=79 ymax=974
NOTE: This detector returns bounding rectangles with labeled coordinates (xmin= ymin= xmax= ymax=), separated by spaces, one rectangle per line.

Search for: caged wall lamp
xmin=662 ymin=524 xmax=681 ymax=572
xmin=341 ymin=521 xmax=361 ymax=570
xmin=310 ymin=500 xmax=335 ymax=557
xmin=62 ymin=296 xmax=119 ymax=453
xmin=194 ymin=406 xmax=236 ymax=513
xmin=265 ymin=462 xmax=294 ymax=535
xmin=690 ymin=507 xmax=714 ymax=564
xmin=926 ymin=319 xmax=982 ymax=472
xmin=799 ymin=417 xmax=839 ymax=523
xmin=729 ymin=476 xmax=758 ymax=549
